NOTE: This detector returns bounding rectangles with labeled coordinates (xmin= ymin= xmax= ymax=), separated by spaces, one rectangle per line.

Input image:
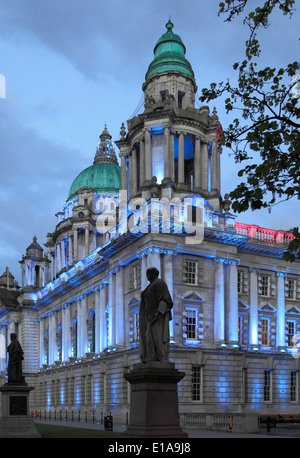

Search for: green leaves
xmin=202 ymin=1 xmax=300 ymax=259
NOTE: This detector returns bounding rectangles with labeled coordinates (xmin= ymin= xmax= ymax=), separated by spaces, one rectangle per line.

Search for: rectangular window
xmin=237 ymin=271 xmax=243 ymax=294
xmin=133 ymin=313 xmax=139 ymax=343
xmin=261 ymin=275 xmax=270 ymax=296
xmin=261 ymin=319 xmax=270 ymax=346
xmin=185 ymin=260 xmax=198 ymax=285
xmin=264 ymin=370 xmax=271 ymax=402
xmin=291 ymin=371 xmax=298 ymax=402
xmin=133 ymin=266 xmax=138 ymax=290
xmin=186 ymin=309 xmax=197 ymax=339
xmin=192 ymin=365 xmax=202 ymax=401
xmin=287 ymin=320 xmax=296 ymax=347
xmin=287 ymin=279 xmax=296 ymax=300
xmin=238 ymin=316 xmax=243 ymax=345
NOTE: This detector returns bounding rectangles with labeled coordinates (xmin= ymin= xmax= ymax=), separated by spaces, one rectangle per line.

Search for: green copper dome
xmin=67 ymin=126 xmax=121 ymax=201
xmin=145 ymin=20 xmax=194 ymax=81
xmin=68 ymin=163 xmax=121 ymax=200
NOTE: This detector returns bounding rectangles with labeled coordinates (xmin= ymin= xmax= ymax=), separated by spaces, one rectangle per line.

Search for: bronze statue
xmin=139 ymin=267 xmax=173 ymax=363
xmin=7 ymin=333 xmax=26 ymax=385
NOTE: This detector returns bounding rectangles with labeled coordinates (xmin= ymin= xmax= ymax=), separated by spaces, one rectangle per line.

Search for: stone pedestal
xmin=123 ymin=361 xmax=188 ymax=438
xmin=0 ymin=385 xmax=40 ymax=438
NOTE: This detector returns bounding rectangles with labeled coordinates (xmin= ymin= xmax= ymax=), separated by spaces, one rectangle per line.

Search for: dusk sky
xmin=0 ymin=0 xmax=299 ymax=284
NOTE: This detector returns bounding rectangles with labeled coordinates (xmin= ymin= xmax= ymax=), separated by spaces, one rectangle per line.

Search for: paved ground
xmin=35 ymin=419 xmax=300 ymax=438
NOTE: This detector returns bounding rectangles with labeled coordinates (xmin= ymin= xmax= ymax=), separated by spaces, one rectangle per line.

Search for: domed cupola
xmin=67 ymin=125 xmax=121 ymax=201
xmin=145 ymin=19 xmax=194 ymax=82
xmin=143 ymin=20 xmax=197 ymax=110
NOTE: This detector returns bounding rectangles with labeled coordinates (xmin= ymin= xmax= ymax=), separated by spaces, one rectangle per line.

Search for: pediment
xmin=286 ymin=306 xmax=300 ymax=315
xmin=259 ymin=302 xmax=276 ymax=313
xmin=127 ymin=295 xmax=140 ymax=307
xmin=238 ymin=299 xmax=249 ymax=310
xmin=182 ymin=292 xmax=205 ymax=302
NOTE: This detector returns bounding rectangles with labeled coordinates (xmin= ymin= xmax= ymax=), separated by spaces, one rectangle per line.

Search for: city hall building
xmin=1 ymin=20 xmax=300 ymax=430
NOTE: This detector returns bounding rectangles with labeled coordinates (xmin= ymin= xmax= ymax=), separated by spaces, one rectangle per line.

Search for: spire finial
xmin=166 ymin=18 xmax=174 ymax=32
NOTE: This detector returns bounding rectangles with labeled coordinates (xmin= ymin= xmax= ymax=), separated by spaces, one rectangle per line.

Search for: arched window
xmin=70 ymin=316 xmax=78 ymax=357
xmin=87 ymin=309 xmax=95 ymax=353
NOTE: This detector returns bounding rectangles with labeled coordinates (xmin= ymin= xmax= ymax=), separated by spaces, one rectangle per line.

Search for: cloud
xmin=0 ymin=96 xmax=82 ymax=281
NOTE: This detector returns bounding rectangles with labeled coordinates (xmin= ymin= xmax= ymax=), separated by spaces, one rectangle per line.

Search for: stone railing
xmin=235 ymin=223 xmax=294 ymax=246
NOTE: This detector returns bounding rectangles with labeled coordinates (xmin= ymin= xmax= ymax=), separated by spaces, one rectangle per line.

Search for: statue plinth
xmin=0 ymin=384 xmax=40 ymax=438
xmin=123 ymin=361 xmax=188 ymax=438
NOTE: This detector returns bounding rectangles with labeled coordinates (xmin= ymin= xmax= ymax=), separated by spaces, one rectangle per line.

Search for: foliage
xmin=200 ymin=1 xmax=300 ymax=260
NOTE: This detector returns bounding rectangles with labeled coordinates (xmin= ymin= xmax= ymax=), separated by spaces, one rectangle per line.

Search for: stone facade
xmin=1 ymin=21 xmax=300 ymax=430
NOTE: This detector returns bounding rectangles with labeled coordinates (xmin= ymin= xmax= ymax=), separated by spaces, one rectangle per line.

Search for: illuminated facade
xmin=1 ymin=20 xmax=300 ymax=428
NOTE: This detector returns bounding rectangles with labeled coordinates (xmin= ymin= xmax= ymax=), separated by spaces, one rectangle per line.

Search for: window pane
xmin=186 ymin=310 xmax=196 ymax=339
xmin=192 ymin=365 xmax=201 ymax=401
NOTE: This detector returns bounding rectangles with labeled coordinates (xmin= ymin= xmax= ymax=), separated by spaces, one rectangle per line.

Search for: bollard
xmin=104 ymin=415 xmax=113 ymax=431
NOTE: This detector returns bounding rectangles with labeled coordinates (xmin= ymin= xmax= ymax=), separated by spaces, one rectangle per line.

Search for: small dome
xmin=26 ymin=236 xmax=44 ymax=259
xmin=67 ymin=162 xmax=121 ymax=200
xmin=67 ymin=125 xmax=121 ymax=201
xmin=145 ymin=20 xmax=194 ymax=82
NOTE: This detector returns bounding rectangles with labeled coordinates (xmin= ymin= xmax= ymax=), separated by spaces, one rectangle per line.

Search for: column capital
xmin=277 ymin=271 xmax=287 ymax=278
xmin=107 ymin=264 xmax=124 ymax=275
xmin=214 ymin=256 xmax=239 ymax=265
xmin=249 ymin=267 xmax=258 ymax=273
xmin=137 ymin=244 xmax=176 ymax=259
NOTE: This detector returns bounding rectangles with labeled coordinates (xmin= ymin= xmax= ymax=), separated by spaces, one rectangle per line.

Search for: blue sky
xmin=0 ymin=0 xmax=299 ymax=284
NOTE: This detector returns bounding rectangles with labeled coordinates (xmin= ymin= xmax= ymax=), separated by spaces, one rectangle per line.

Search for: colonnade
xmin=49 ymin=227 xmax=95 ymax=279
xmin=21 ymin=261 xmax=49 ymax=289
xmin=121 ymin=125 xmax=220 ymax=198
xmin=213 ymin=258 xmax=287 ymax=350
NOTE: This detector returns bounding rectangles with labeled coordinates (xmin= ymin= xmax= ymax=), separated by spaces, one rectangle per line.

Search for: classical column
xmin=146 ymin=247 xmax=161 ymax=274
xmin=56 ymin=243 xmax=61 ymax=274
xmin=139 ymin=138 xmax=145 ymax=187
xmin=120 ymin=153 xmax=127 ymax=191
xmin=73 ymin=228 xmax=78 ymax=263
xmin=163 ymin=251 xmax=175 ymax=341
xmin=144 ymin=129 xmax=151 ymax=180
xmin=277 ymin=271 xmax=286 ymax=350
xmin=226 ymin=260 xmax=239 ymax=346
xmin=60 ymin=239 xmax=65 ymax=270
xmin=164 ymin=126 xmax=170 ymax=179
xmin=76 ymin=297 xmax=82 ymax=357
xmin=131 ymin=147 xmax=137 ymax=196
xmin=62 ymin=304 xmax=70 ymax=361
xmin=211 ymin=140 xmax=218 ymax=191
xmin=99 ymin=285 xmax=107 ymax=351
xmin=39 ymin=318 xmax=44 ymax=367
xmin=178 ymin=132 xmax=184 ymax=185
xmin=214 ymin=257 xmax=225 ymax=346
xmin=94 ymin=288 xmax=101 ymax=354
xmin=194 ymin=136 xmax=201 ymax=189
xmin=200 ymin=141 xmax=208 ymax=192
xmin=129 ymin=151 xmax=133 ymax=196
xmin=49 ymin=312 xmax=56 ymax=364
xmin=115 ymin=267 xmax=125 ymax=348
xmin=249 ymin=268 xmax=259 ymax=349
xmin=108 ymin=272 xmax=116 ymax=347
xmin=169 ymin=131 xmax=175 ymax=181
xmin=68 ymin=235 xmax=73 ymax=266
xmin=25 ymin=263 xmax=28 ymax=286
xmin=85 ymin=227 xmax=89 ymax=257
xmin=140 ymin=255 xmax=147 ymax=291
xmin=81 ymin=295 xmax=88 ymax=355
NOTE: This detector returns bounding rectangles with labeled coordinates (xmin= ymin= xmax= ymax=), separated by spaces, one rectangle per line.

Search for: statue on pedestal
xmin=7 ymin=333 xmax=26 ymax=385
xmin=139 ymin=267 xmax=173 ymax=363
